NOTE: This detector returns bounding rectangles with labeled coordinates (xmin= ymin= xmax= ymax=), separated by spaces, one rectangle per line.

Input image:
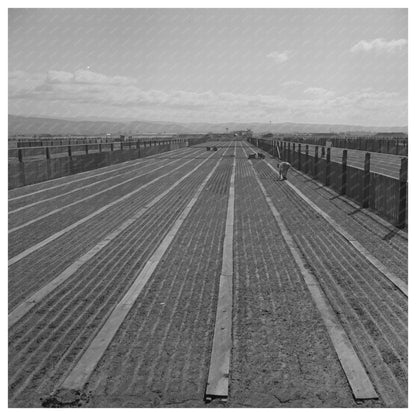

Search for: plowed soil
xmin=8 ymin=141 xmax=407 ymax=408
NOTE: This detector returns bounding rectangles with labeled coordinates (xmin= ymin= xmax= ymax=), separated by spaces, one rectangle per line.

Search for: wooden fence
xmin=8 ymin=139 xmax=187 ymax=163
xmin=8 ymin=136 xmax=210 ymax=189
xmin=250 ymin=138 xmax=407 ymax=229
xmin=9 ymin=133 xmax=207 ymax=149
xmin=276 ymin=135 xmax=407 ymax=156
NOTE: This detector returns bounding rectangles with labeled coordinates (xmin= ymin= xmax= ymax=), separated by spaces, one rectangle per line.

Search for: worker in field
xmin=277 ymin=161 xmax=291 ymax=180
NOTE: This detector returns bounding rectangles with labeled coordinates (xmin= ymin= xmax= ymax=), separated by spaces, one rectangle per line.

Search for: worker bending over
xmin=277 ymin=161 xmax=291 ymax=180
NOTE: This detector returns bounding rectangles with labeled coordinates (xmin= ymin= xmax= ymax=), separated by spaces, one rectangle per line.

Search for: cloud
xmin=350 ymin=38 xmax=407 ymax=53
xmin=304 ymin=87 xmax=335 ymax=99
xmin=266 ymin=51 xmax=290 ymax=64
xmin=73 ymin=70 xmax=136 ymax=86
xmin=8 ymin=69 xmax=407 ymax=125
xmin=282 ymin=80 xmax=303 ymax=87
xmin=331 ymin=90 xmax=401 ymax=111
xmin=47 ymin=70 xmax=74 ymax=84
xmin=46 ymin=69 xmax=136 ymax=86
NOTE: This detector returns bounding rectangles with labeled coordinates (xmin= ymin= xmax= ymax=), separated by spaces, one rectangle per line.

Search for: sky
xmin=8 ymin=8 xmax=408 ymax=126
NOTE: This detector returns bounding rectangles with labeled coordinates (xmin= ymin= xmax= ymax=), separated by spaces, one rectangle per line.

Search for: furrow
xmin=230 ymin=151 xmax=357 ymax=407
xmin=82 ymin=157 xmax=232 ymax=405
xmin=8 ymin=145 xmax=192 ymax=203
xmin=8 ymin=153 xmax=195 ymax=231
xmin=258 ymin=170 xmax=408 ymax=315
xmin=8 ymin=153 xmax=174 ymax=211
xmin=8 ymin=152 xmax=222 ymax=402
xmin=8 ymin=156 xmax=210 ymax=307
xmin=8 ymin=152 xmax=205 ymax=261
xmin=8 ymin=157 xmax=172 ymax=214
xmin=298 ymin=232 xmax=407 ymax=363
xmin=298 ymin=236 xmax=407 ymax=407
xmin=254 ymin=160 xmax=407 ymax=285
xmin=311 ymin=231 xmax=407 ymax=332
xmin=287 ymin=169 xmax=407 ymax=264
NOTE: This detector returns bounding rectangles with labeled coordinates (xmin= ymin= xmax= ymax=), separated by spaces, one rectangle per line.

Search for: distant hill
xmin=8 ymin=115 xmax=408 ymax=136
xmin=8 ymin=115 xmax=199 ymax=136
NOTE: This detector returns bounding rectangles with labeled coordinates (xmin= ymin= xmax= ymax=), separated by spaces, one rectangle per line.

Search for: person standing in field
xmin=277 ymin=161 xmax=291 ymax=180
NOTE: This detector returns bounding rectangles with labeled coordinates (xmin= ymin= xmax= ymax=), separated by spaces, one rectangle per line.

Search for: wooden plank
xmin=263 ymin=159 xmax=407 ymax=297
xmin=205 ymin=144 xmax=236 ymax=402
xmin=9 ymin=158 xmax=163 ymax=214
xmin=362 ymin=153 xmax=371 ymax=208
xmin=243 ymin=147 xmax=378 ymax=401
xmin=57 ymin=146 xmax=229 ymax=394
xmin=8 ymin=150 xmax=201 ymax=266
xmin=8 ymin=150 xmax=218 ymax=328
xmin=397 ymin=158 xmax=408 ymax=228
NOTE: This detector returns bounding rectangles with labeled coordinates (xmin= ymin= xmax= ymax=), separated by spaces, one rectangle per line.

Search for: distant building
xmin=375 ymin=132 xmax=407 ymax=138
xmin=310 ymin=133 xmax=338 ymax=137
xmin=231 ymin=129 xmax=252 ymax=138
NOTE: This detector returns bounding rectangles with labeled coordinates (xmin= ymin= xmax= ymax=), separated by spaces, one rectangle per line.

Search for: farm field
xmin=8 ymin=140 xmax=407 ymax=408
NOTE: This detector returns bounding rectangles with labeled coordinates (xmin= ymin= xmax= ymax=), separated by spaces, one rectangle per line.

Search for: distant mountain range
xmin=8 ymin=115 xmax=408 ymax=136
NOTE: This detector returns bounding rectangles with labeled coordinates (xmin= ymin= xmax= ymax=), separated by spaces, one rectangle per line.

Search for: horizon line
xmin=8 ymin=114 xmax=408 ymax=130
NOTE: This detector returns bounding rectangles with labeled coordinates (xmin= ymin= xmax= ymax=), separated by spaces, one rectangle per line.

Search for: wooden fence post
xmin=298 ymin=143 xmax=301 ymax=170
xmin=305 ymin=145 xmax=309 ymax=174
xmin=398 ymin=158 xmax=408 ymax=228
xmin=85 ymin=144 xmax=89 ymax=155
xmin=68 ymin=145 xmax=72 ymax=158
xmin=287 ymin=142 xmax=291 ymax=164
xmin=314 ymin=146 xmax=319 ymax=178
xmin=111 ymin=143 xmax=114 ymax=151
xmin=321 ymin=146 xmax=325 ymax=159
xmin=45 ymin=147 xmax=50 ymax=160
xmin=18 ymin=149 xmax=23 ymax=163
xmin=325 ymin=148 xmax=331 ymax=186
xmin=362 ymin=152 xmax=371 ymax=208
xmin=341 ymin=149 xmax=347 ymax=195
